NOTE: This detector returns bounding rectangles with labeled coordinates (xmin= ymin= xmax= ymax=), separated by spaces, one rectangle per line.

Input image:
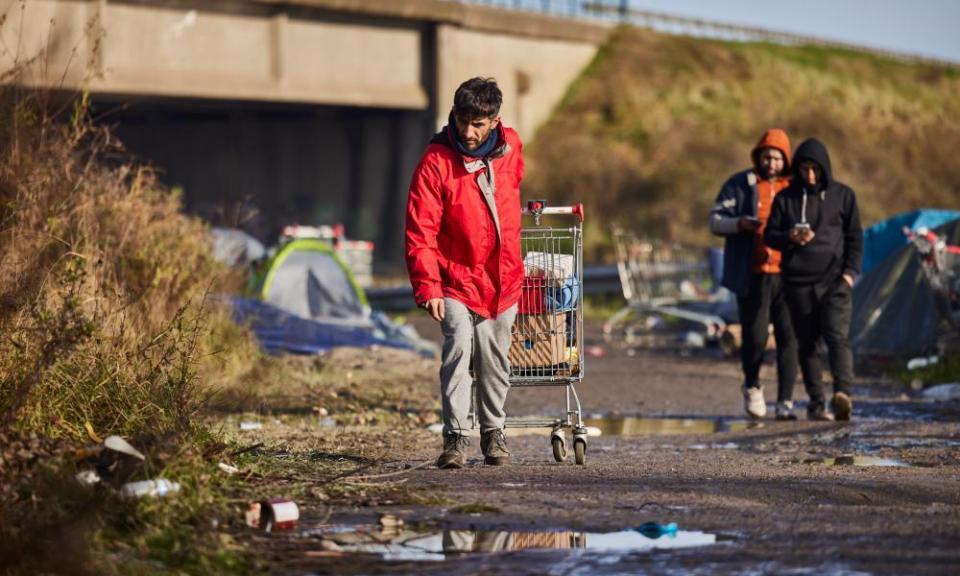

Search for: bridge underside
xmin=6 ymin=0 xmax=431 ymax=109
xmin=3 ymin=0 xmax=603 ymax=272
xmin=102 ymin=97 xmax=430 ymax=272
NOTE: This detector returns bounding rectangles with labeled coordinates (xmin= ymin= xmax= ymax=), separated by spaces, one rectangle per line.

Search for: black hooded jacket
xmin=764 ymin=138 xmax=863 ymax=285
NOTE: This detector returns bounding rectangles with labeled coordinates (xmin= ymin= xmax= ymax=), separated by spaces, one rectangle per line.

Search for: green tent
xmin=251 ymin=239 xmax=370 ymax=325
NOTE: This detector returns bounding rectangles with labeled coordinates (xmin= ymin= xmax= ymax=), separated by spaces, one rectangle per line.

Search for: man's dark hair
xmin=453 ymin=77 xmax=502 ymax=120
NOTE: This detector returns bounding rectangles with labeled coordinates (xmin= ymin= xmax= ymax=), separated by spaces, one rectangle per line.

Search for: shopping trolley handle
xmin=522 ymin=200 xmax=585 ymax=223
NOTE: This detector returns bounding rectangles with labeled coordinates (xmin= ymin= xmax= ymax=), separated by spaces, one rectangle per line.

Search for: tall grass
xmin=0 ymin=84 xmax=222 ymax=439
xmin=0 ymin=72 xmax=254 ymax=572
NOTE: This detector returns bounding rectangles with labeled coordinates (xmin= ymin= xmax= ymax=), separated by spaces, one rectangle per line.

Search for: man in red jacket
xmin=405 ymin=78 xmax=524 ymax=469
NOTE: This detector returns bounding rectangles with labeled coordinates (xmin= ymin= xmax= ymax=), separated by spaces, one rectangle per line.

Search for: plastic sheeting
xmin=230 ymin=297 xmax=430 ymax=356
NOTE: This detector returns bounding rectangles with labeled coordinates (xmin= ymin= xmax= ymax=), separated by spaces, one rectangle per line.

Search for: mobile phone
xmin=744 ymin=216 xmax=761 ymax=224
xmin=793 ymin=222 xmax=811 ymax=231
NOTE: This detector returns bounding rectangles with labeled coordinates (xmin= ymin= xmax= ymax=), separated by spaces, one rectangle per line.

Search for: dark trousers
xmin=784 ymin=278 xmax=855 ymax=409
xmin=736 ymin=273 xmax=798 ymax=403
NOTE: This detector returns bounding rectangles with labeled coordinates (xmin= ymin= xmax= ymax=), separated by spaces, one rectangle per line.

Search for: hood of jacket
xmin=792 ymin=138 xmax=834 ymax=191
xmin=751 ymin=128 xmax=791 ymax=176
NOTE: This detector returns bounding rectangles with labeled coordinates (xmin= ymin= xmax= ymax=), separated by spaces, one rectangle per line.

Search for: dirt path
xmin=246 ymin=320 xmax=960 ymax=575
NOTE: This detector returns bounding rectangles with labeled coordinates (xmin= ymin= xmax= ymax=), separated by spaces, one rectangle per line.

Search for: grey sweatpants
xmin=440 ymin=297 xmax=517 ymax=435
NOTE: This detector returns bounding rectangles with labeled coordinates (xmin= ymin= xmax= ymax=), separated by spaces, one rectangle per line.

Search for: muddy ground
xmin=238 ymin=318 xmax=960 ymax=575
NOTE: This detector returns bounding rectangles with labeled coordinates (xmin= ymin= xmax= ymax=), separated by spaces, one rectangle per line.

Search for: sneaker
xmin=807 ymin=404 xmax=835 ymax=421
xmin=831 ymin=392 xmax=853 ymax=421
xmin=436 ymin=432 xmax=469 ymax=469
xmin=480 ymin=429 xmax=511 ymax=466
xmin=742 ymin=385 xmax=767 ymax=419
xmin=775 ymin=401 xmax=797 ymax=421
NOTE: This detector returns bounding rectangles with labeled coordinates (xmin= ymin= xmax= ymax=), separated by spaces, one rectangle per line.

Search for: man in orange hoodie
xmin=710 ymin=129 xmax=799 ymax=420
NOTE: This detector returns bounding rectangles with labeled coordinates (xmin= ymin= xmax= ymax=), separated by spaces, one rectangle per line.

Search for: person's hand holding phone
xmin=738 ymin=216 xmax=761 ymax=233
xmin=789 ymin=223 xmax=815 ymax=246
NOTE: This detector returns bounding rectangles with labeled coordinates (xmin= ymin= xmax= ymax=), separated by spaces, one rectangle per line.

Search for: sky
xmin=623 ymin=0 xmax=960 ymax=63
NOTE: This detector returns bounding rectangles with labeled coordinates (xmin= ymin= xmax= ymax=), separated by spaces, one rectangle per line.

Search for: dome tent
xmin=235 ymin=238 xmax=438 ymax=357
xmin=852 ymin=219 xmax=960 ymax=370
xmin=252 ymin=238 xmax=370 ymax=326
xmin=210 ymin=227 xmax=266 ymax=267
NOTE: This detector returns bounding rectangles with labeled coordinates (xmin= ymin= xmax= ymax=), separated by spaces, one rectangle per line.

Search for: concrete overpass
xmin=2 ymin=0 xmax=608 ymax=270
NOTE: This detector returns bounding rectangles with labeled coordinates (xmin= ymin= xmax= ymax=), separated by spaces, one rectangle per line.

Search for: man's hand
xmin=424 ymin=298 xmax=445 ymax=322
xmin=789 ymin=227 xmax=815 ymax=246
xmin=737 ymin=217 xmax=761 ymax=233
xmin=842 ymin=273 xmax=854 ymax=288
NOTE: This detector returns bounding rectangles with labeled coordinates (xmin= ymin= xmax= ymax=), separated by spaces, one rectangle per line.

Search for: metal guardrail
xmin=444 ymin=0 xmax=957 ymax=67
xmin=367 ymin=265 xmax=622 ymax=311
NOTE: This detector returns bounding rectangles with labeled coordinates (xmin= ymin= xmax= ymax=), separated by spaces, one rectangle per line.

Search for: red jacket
xmin=405 ymin=123 xmax=524 ymax=319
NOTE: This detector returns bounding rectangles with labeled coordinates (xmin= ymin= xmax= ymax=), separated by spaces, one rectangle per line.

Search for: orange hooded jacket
xmin=749 ymin=129 xmax=791 ymax=274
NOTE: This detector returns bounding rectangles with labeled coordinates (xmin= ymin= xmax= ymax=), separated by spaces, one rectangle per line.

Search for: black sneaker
xmin=775 ymin=401 xmax=798 ymax=421
xmin=436 ymin=433 xmax=469 ymax=469
xmin=831 ymin=392 xmax=853 ymax=421
xmin=807 ymin=404 xmax=835 ymax=421
xmin=480 ymin=429 xmax=511 ymax=466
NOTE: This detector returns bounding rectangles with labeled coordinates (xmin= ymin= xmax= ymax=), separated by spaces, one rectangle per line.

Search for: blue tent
xmin=862 ymin=209 xmax=960 ymax=277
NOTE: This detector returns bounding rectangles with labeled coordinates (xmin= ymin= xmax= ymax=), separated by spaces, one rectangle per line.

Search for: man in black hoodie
xmin=764 ymin=138 xmax=863 ymax=421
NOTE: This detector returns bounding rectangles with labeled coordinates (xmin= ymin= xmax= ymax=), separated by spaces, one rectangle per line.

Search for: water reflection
xmin=583 ymin=416 xmax=752 ymax=436
xmin=815 ymin=455 xmax=910 ymax=467
xmin=312 ymin=526 xmax=717 ymax=561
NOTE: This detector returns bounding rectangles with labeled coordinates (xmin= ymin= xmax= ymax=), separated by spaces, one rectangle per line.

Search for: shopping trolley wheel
xmin=574 ymin=438 xmax=586 ymax=466
xmin=551 ymin=435 xmax=567 ymax=462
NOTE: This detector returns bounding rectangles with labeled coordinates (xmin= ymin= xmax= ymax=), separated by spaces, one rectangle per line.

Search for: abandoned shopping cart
xmin=605 ymin=227 xmax=726 ymax=344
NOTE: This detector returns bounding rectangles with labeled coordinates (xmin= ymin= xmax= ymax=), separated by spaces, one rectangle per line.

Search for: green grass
xmin=895 ymin=354 xmax=960 ymax=388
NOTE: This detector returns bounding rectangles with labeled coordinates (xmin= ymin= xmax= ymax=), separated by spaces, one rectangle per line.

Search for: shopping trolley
xmin=604 ymin=227 xmax=726 ymax=342
xmin=470 ymin=200 xmax=588 ymax=465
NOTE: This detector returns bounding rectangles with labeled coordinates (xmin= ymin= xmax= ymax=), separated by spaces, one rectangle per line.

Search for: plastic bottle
xmin=120 ymin=478 xmax=181 ymax=499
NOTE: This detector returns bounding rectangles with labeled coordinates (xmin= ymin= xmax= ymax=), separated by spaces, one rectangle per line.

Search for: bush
xmin=0 ymin=78 xmax=251 ymax=573
xmin=0 ymin=85 xmax=223 ymax=439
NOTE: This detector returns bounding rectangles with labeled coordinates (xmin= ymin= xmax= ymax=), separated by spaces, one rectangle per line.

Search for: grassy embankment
xmin=524 ymin=27 xmax=960 ymax=261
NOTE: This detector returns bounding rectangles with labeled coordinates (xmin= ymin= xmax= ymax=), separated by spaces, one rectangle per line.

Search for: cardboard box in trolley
xmin=510 ymin=312 xmax=568 ymax=368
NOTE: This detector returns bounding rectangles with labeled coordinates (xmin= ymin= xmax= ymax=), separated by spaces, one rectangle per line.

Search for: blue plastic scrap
xmin=636 ymin=522 xmax=679 ymax=539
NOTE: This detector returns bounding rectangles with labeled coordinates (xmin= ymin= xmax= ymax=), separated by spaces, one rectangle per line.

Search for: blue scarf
xmin=448 ymin=115 xmax=499 ymax=158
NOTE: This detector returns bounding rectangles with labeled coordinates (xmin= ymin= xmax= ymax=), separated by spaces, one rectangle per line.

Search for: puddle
xmin=689 ymin=442 xmax=740 ymax=450
xmin=426 ymin=423 xmax=605 ymax=438
xmin=807 ymin=455 xmax=911 ymax=467
xmin=582 ymin=416 xmax=752 ymax=436
xmin=850 ymin=433 xmax=960 ymax=450
xmin=306 ymin=525 xmax=717 ymax=562
xmin=422 ymin=416 xmax=756 ymax=438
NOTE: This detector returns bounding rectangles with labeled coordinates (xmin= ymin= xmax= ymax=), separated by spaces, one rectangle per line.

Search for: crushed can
xmin=246 ymin=498 xmax=299 ymax=532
